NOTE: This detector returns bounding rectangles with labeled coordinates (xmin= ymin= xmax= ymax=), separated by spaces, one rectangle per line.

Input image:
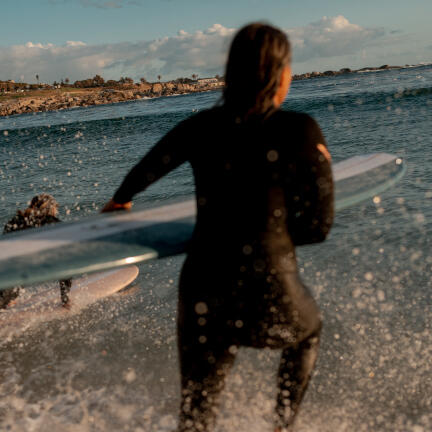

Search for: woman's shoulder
xmin=274 ymin=110 xmax=320 ymax=129
xmin=271 ymin=110 xmax=326 ymax=157
xmin=179 ymin=108 xmax=322 ymax=133
xmin=274 ymin=110 xmax=324 ymax=144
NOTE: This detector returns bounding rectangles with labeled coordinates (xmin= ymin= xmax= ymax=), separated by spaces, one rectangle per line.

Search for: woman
xmin=2 ymin=194 xmax=72 ymax=308
xmin=103 ymin=23 xmax=333 ymax=432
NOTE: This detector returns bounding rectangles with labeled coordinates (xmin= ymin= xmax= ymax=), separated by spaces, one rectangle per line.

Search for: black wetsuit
xmin=2 ymin=213 xmax=72 ymax=308
xmin=113 ymin=107 xmax=334 ymax=431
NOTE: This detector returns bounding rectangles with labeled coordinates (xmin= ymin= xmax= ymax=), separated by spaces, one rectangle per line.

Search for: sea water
xmin=0 ymin=65 xmax=431 ymax=431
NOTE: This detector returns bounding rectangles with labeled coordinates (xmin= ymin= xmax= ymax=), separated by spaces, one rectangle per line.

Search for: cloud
xmin=24 ymin=42 xmax=55 ymax=49
xmin=286 ymin=15 xmax=386 ymax=63
xmin=0 ymin=17 xmax=398 ymax=83
xmin=0 ymin=24 xmax=235 ymax=83
xmin=66 ymin=41 xmax=87 ymax=47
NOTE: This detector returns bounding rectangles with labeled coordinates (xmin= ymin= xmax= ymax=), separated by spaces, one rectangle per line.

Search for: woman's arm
xmin=102 ymin=118 xmax=192 ymax=212
xmin=287 ymin=116 xmax=334 ymax=245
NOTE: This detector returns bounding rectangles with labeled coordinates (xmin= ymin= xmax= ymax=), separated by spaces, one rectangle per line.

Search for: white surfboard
xmin=0 ymin=153 xmax=405 ymax=290
xmin=0 ymin=265 xmax=139 ymax=335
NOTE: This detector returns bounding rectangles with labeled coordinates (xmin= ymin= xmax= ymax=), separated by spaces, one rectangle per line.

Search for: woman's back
xmin=181 ymin=107 xmax=333 ymax=256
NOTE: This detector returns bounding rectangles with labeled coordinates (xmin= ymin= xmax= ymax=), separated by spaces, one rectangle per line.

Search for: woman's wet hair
xmin=223 ymin=22 xmax=291 ymax=122
xmin=22 ymin=194 xmax=58 ymax=217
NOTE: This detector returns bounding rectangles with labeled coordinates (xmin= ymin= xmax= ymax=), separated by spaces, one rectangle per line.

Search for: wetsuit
xmin=2 ymin=213 xmax=72 ymax=308
xmin=113 ymin=107 xmax=334 ymax=431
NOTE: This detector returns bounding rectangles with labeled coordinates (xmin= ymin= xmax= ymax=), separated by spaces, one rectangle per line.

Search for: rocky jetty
xmin=292 ymin=64 xmax=404 ymax=81
xmin=0 ymin=81 xmax=222 ymax=117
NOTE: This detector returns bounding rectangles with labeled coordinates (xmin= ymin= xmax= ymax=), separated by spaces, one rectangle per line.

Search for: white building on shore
xmin=197 ymin=77 xmax=221 ymax=87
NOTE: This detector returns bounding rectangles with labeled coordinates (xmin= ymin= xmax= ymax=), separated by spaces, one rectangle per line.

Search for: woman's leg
xmin=176 ymin=257 xmax=238 ymax=432
xmin=262 ymin=272 xmax=322 ymax=431
xmin=178 ymin=339 xmax=236 ymax=432
xmin=274 ymin=329 xmax=321 ymax=431
xmin=0 ymin=287 xmax=20 ymax=309
xmin=59 ymin=279 xmax=72 ymax=306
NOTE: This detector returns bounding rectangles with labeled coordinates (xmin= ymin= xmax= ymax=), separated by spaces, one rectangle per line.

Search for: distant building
xmin=197 ymin=78 xmax=220 ymax=87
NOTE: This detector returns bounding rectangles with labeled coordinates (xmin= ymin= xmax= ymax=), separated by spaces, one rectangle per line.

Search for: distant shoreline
xmin=0 ymin=63 xmax=429 ymax=118
xmin=295 ymin=62 xmax=431 ymax=80
xmin=0 ymin=82 xmax=224 ymax=117
xmin=291 ymin=63 xmax=419 ymax=80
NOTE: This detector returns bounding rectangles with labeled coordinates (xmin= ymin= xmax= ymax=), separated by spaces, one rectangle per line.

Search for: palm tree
xmin=157 ymin=75 xmax=161 ymax=82
xmin=36 ymin=74 xmax=39 ymax=85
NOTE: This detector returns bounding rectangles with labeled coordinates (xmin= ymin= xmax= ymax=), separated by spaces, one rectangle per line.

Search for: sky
xmin=1 ymin=0 xmax=431 ymax=83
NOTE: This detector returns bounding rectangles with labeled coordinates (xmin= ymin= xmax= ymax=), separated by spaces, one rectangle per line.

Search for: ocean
xmin=0 ymin=64 xmax=431 ymax=431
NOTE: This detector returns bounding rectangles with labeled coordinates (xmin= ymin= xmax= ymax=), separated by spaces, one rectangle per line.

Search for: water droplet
xmin=194 ymin=302 xmax=208 ymax=315
xmin=228 ymin=345 xmax=238 ymax=354
xmin=235 ymin=320 xmax=243 ymax=328
xmin=242 ymin=245 xmax=253 ymax=255
xmin=267 ymin=150 xmax=279 ymax=162
xmin=364 ymin=272 xmax=374 ymax=281
xmin=124 ymin=368 xmax=137 ymax=383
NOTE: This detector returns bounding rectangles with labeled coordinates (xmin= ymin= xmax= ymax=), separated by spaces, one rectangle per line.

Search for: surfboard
xmin=0 ymin=266 xmax=139 ymax=334
xmin=0 ymin=153 xmax=405 ymax=290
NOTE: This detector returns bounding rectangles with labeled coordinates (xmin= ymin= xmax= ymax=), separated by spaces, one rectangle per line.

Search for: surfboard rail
xmin=0 ymin=153 xmax=405 ymax=290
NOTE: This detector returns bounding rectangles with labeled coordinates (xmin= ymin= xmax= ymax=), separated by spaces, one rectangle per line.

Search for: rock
xmin=151 ymin=83 xmax=163 ymax=94
xmin=164 ymin=83 xmax=175 ymax=91
xmin=138 ymin=83 xmax=152 ymax=92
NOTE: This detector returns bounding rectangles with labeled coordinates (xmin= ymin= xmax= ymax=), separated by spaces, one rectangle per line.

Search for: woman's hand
xmin=101 ymin=199 xmax=132 ymax=213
